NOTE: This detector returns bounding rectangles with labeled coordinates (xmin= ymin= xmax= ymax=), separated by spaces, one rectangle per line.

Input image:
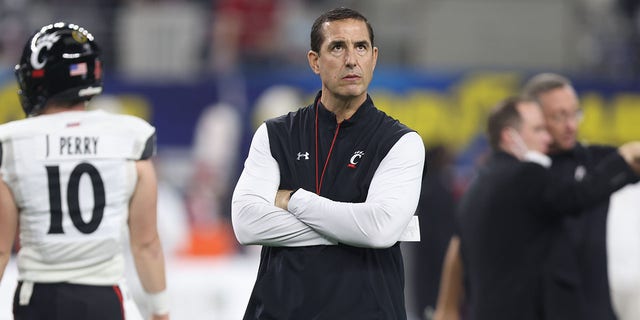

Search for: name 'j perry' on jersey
xmin=53 ymin=135 xmax=99 ymax=156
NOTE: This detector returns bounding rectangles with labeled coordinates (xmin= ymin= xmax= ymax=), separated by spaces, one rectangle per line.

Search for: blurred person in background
xmin=447 ymin=96 xmax=640 ymax=320
xmin=231 ymin=7 xmax=424 ymax=320
xmin=434 ymin=73 xmax=640 ymax=320
xmin=251 ymin=84 xmax=304 ymax=130
xmin=0 ymin=23 xmax=168 ymax=320
xmin=182 ymin=101 xmax=242 ymax=256
xmin=522 ymin=72 xmax=638 ymax=320
xmin=407 ymin=144 xmax=457 ymax=320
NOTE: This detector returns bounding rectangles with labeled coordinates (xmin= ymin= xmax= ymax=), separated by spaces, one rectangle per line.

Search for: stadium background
xmin=1 ymin=0 xmax=640 ymax=319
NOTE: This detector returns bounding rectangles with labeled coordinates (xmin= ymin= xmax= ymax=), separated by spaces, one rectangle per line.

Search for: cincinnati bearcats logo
xmin=30 ymin=31 xmax=61 ymax=69
xmin=348 ymin=151 xmax=364 ymax=168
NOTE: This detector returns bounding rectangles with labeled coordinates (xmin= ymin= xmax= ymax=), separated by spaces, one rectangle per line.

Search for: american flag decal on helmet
xmin=69 ymin=62 xmax=87 ymax=76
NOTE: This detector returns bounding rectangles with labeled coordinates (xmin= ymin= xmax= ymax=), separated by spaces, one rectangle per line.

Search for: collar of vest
xmin=549 ymin=142 xmax=585 ymax=161
xmin=313 ymin=91 xmax=375 ymax=128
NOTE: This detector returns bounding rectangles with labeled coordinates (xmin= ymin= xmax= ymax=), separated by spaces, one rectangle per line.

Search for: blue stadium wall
xmin=1 ymin=67 xmax=639 ymax=154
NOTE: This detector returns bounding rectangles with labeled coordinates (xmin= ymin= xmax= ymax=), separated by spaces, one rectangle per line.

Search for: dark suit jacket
xmin=550 ymin=144 xmax=626 ymax=320
xmin=457 ymin=151 xmax=637 ymax=320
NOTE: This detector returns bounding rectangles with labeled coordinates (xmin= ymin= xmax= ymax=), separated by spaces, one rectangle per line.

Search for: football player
xmin=0 ymin=22 xmax=169 ymax=320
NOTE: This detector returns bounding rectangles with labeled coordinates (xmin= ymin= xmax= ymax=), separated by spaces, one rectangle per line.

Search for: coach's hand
xmin=151 ymin=313 xmax=169 ymax=320
xmin=275 ymin=189 xmax=293 ymax=210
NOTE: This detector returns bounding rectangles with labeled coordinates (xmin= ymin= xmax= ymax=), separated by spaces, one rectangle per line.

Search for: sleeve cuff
xmin=287 ymin=188 xmax=313 ymax=217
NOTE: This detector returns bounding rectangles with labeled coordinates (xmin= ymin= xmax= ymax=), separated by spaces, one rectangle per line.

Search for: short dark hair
xmin=487 ymin=96 xmax=529 ymax=151
xmin=310 ymin=7 xmax=374 ymax=54
xmin=521 ymin=73 xmax=572 ymax=102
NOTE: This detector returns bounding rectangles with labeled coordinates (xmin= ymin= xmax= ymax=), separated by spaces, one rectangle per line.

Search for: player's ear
xmin=308 ymin=50 xmax=320 ymax=74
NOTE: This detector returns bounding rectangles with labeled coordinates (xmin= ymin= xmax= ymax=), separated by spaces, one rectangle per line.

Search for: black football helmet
xmin=15 ymin=22 xmax=103 ymax=116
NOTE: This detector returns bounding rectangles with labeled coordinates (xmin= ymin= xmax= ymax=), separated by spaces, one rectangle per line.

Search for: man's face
xmin=517 ymin=101 xmax=551 ymax=154
xmin=537 ymin=85 xmax=581 ymax=153
xmin=307 ymin=18 xmax=378 ymax=106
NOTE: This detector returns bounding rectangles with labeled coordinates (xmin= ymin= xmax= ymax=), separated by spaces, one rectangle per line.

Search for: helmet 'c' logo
xmin=30 ymin=32 xmax=61 ymax=69
xmin=348 ymin=151 xmax=364 ymax=168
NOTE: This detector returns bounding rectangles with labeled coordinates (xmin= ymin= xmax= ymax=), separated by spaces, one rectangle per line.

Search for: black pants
xmin=13 ymin=281 xmax=125 ymax=320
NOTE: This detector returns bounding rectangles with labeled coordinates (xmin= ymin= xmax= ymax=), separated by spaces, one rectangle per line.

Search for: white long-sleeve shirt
xmin=232 ymin=122 xmax=424 ymax=248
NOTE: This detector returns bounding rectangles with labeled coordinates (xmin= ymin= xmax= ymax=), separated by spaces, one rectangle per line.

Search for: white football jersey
xmin=0 ymin=109 xmax=155 ymax=285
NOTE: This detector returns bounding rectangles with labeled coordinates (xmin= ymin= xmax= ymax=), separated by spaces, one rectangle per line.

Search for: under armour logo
xmin=348 ymin=151 xmax=365 ymax=168
xmin=297 ymin=152 xmax=309 ymax=160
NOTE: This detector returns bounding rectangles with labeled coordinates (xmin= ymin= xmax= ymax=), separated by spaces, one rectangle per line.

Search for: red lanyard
xmin=315 ymin=102 xmax=341 ymax=195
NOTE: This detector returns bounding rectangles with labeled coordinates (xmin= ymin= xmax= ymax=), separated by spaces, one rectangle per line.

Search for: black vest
xmin=243 ymin=93 xmax=414 ymax=320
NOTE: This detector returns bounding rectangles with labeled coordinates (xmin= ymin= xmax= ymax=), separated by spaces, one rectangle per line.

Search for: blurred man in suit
xmin=435 ymin=96 xmax=640 ymax=320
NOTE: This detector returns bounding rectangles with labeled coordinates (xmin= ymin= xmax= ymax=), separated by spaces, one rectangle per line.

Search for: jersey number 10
xmin=45 ymin=163 xmax=106 ymax=234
